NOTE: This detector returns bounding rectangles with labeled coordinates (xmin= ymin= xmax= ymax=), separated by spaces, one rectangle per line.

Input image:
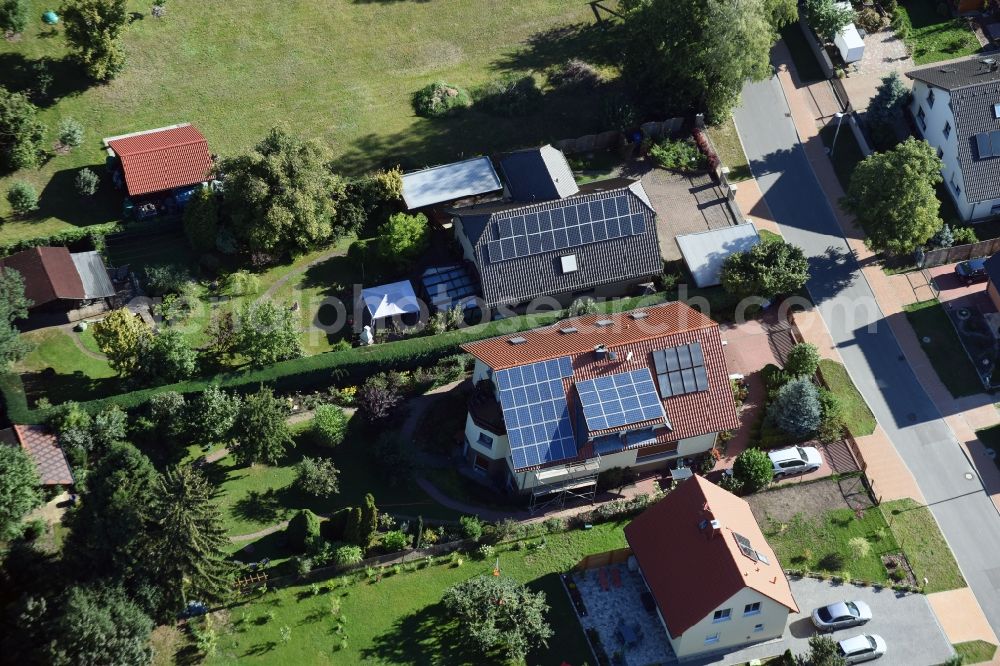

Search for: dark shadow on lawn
xmin=361 ymin=601 xmax=486 ymax=665
xmin=232 ymin=489 xmax=286 ymax=526
xmin=0 ymin=53 xmax=94 ymax=108
xmin=21 ymin=368 xmax=122 ymax=407
xmin=490 ymin=21 xmax=624 ymax=73
xmin=37 ymin=166 xmax=120 ymax=229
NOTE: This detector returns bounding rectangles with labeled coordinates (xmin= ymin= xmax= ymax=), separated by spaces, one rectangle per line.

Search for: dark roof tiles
xmin=0 ymin=247 xmax=85 ymax=307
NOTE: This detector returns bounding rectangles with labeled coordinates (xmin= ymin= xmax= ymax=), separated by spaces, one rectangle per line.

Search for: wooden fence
xmin=551 ymin=118 xmax=684 ymax=155
xmin=920 ymin=237 xmax=1000 ymax=268
xmin=574 ymin=547 xmax=632 ymax=571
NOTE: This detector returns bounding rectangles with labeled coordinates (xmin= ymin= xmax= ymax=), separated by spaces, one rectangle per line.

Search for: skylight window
xmin=994 ymin=102 xmax=1000 ymax=119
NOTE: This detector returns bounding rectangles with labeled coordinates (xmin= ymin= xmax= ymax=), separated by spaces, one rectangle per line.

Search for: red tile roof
xmin=463 ymin=302 xmax=740 ymax=446
xmin=108 ymin=124 xmax=212 ymax=197
xmin=0 ymin=246 xmax=85 ymax=307
xmin=14 ymin=424 xmax=73 ymax=486
xmin=624 ymin=476 xmax=798 ymax=638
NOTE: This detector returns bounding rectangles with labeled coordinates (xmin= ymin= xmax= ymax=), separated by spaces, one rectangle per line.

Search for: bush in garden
xmin=785 ymin=342 xmax=820 ymax=378
xmin=312 ymin=404 xmax=348 ymax=448
xmin=6 ymin=182 xmax=38 ymax=216
xmin=333 ymin=544 xmax=364 ymax=567
xmin=768 ymin=377 xmax=822 ymax=438
xmin=412 ymin=81 xmax=471 ymax=118
xmin=221 ymin=270 xmax=260 ymax=297
xmin=854 ymin=7 xmax=885 ymax=33
xmin=57 ymin=117 xmax=84 ymax=149
xmin=0 ymin=0 xmax=30 ymax=34
xmin=358 ymin=373 xmax=402 ymax=423
xmin=930 ymin=224 xmax=955 ymax=249
xmin=143 ymin=264 xmax=191 ymax=296
xmin=848 ymin=536 xmax=871 ymax=560
xmin=477 ymin=544 xmax=495 ymax=560
xmin=473 ymin=74 xmax=543 ymax=117
xmin=75 ymin=167 xmax=100 ymax=196
xmin=322 ymin=507 xmax=353 ymax=541
xmin=459 ymin=515 xmax=483 ymax=541
xmin=286 ymin=509 xmax=321 ymax=554
xmin=382 ymin=530 xmax=409 ymax=552
xmin=649 ymin=137 xmax=707 ymax=172
xmin=951 ymin=225 xmax=978 ymax=245
xmin=293 ymin=456 xmax=340 ymax=498
xmin=547 ymin=58 xmax=602 ymax=90
xmin=733 ymin=448 xmax=773 ymax=493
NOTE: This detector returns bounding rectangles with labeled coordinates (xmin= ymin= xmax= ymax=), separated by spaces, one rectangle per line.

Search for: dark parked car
xmin=955 ymin=258 xmax=988 ymax=285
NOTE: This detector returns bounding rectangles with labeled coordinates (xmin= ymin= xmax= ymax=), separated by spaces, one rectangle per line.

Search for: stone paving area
xmin=840 ymin=27 xmax=913 ymax=113
xmin=573 ymin=563 xmax=676 ymax=666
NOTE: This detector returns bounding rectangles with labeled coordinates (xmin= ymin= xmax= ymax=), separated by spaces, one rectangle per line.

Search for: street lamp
xmin=828 ymin=112 xmax=846 ymax=158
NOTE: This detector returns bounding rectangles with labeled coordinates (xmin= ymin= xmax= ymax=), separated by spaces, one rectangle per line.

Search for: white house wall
xmin=676 ymin=432 xmax=717 ymax=458
xmin=463 ymin=413 xmax=510 ymax=461
xmin=669 ymin=586 xmax=790 ymax=660
xmin=910 ymin=81 xmax=975 ymax=220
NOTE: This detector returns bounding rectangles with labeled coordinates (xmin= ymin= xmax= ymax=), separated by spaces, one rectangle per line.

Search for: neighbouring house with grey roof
xmin=401 ymin=156 xmax=503 ymax=210
xmin=451 ymin=174 xmax=662 ymax=311
xmin=907 ymin=57 xmax=1000 ymax=221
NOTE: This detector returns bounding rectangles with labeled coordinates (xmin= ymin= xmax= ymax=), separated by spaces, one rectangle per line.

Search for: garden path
xmin=57 ymin=323 xmax=108 ymax=362
xmin=256 ymin=245 xmax=348 ymax=304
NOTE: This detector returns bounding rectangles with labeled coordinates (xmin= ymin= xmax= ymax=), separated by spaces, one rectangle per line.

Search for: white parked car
xmin=811 ymin=600 xmax=872 ymax=631
xmin=837 ymin=634 xmax=886 ymax=664
xmin=768 ymin=446 xmax=822 ymax=477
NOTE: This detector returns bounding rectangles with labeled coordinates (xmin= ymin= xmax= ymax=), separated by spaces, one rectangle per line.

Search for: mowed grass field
xmin=0 ymin=0 xmax=606 ymax=241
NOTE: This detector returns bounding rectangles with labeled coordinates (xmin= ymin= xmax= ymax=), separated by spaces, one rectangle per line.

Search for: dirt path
xmin=57 ymin=323 xmax=108 ymax=362
xmin=256 ymin=246 xmax=346 ymax=304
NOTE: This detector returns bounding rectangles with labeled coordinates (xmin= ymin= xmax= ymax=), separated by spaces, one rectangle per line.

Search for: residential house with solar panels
xmin=624 ymin=475 xmax=798 ymax=660
xmin=450 ymin=145 xmax=662 ymax=311
xmin=459 ymin=302 xmax=740 ymax=504
xmin=906 ymin=57 xmax=1000 ymax=221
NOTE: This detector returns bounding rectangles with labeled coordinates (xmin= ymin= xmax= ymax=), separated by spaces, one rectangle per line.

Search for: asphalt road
xmin=733 ymin=75 xmax=1000 ymax=638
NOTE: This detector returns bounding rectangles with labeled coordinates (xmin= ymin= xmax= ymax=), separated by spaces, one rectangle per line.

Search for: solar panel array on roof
xmin=576 ymin=368 xmax=667 ymax=433
xmin=485 ymin=194 xmax=646 ymax=262
xmin=593 ymin=435 xmax=627 ymax=456
xmin=421 ymin=265 xmax=478 ymax=312
xmin=733 ymin=532 xmax=759 ymax=563
xmin=653 ymin=342 xmax=710 ymax=398
xmin=495 ymin=357 xmax=578 ymax=469
xmin=975 ymin=130 xmax=1000 ymax=159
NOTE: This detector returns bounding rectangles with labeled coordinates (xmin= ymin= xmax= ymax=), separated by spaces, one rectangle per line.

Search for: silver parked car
xmin=811 ymin=600 xmax=872 ymax=631
xmin=837 ymin=634 xmax=886 ymax=664
xmin=768 ymin=446 xmax=823 ymax=478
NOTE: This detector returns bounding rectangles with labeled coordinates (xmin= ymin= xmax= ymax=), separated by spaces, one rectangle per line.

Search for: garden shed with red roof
xmin=104 ymin=123 xmax=212 ymax=198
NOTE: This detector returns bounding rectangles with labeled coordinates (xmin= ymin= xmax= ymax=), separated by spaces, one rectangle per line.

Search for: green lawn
xmin=707 ymin=115 xmax=752 ymax=182
xmin=903 ymin=299 xmax=984 ymax=398
xmin=881 ymin=498 xmax=965 ymax=593
xmin=896 ymin=0 xmax=981 ymax=65
xmin=13 ymin=328 xmax=120 ymax=404
xmin=202 ymin=523 xmax=626 ymax=665
xmin=974 ymin=424 xmax=1000 ymax=472
xmin=954 ymin=640 xmax=998 ymax=665
xmin=820 ymin=123 xmax=864 ymax=191
xmin=762 ymin=507 xmax=899 ymax=583
xmin=818 ymin=359 xmax=877 ymax=438
xmin=0 ymin=0 xmax=608 ymax=241
xmin=780 ymin=23 xmax=826 ymax=83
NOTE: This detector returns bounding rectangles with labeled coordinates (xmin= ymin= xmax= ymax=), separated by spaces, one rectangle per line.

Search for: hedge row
xmin=2 ymin=292 xmax=670 ymax=424
xmin=0 ymin=222 xmax=124 ymax=256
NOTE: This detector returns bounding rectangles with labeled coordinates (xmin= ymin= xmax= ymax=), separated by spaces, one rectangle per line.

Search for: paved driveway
xmin=699 ymin=578 xmax=954 ymax=666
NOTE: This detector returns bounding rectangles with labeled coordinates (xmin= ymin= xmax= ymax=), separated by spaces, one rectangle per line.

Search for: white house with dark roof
xmin=906 ymin=57 xmax=1000 ymax=221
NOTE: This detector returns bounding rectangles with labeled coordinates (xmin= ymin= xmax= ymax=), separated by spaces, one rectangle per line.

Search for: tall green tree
xmin=802 ymin=0 xmax=854 ymax=38
xmin=182 ymin=188 xmax=219 ymax=253
xmin=220 ymin=128 xmax=348 ymax=257
xmin=138 ymin=329 xmax=198 ymax=384
xmin=720 ymin=238 xmax=809 ymax=300
xmin=0 ymin=86 xmax=46 ymax=171
xmin=622 ymin=0 xmax=776 ymax=122
xmin=229 ymin=388 xmax=293 ymax=465
xmin=377 ymin=212 xmax=429 ymax=268
xmin=47 ymin=585 xmax=153 ymax=666
xmin=59 ymin=0 xmax=128 ymax=81
xmin=234 ymin=299 xmax=303 ymax=365
xmin=92 ymin=308 xmax=152 ymax=375
xmin=844 ymin=138 xmax=943 ymax=255
xmin=768 ymin=377 xmax=822 ymax=438
xmin=146 ymin=466 xmax=231 ymax=611
xmin=0 ymin=267 xmax=32 ymax=369
xmin=867 ymin=73 xmax=910 ymax=150
xmin=190 ymin=385 xmax=241 ymax=446
xmin=359 ymin=492 xmax=378 ymax=547
xmin=763 ymin=0 xmax=798 ymax=30
xmin=442 ymin=575 xmax=553 ymax=661
xmin=0 ymin=0 xmax=30 ymax=34
xmin=0 ymin=445 xmax=43 ymax=540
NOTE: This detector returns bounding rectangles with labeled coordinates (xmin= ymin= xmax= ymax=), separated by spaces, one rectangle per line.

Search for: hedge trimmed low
xmin=3 ymin=292 xmax=671 ymax=423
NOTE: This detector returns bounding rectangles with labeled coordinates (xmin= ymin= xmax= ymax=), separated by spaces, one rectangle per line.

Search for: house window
xmin=927 ymin=89 xmax=935 ymax=108
xmin=744 ymin=602 xmax=761 ymax=616
xmin=705 ymin=633 xmax=720 ymax=645
xmin=917 ymin=106 xmax=927 ymax=131
xmin=712 ymin=609 xmax=732 ymax=623
xmin=943 ymin=121 xmax=951 ymax=139
xmin=473 ymin=453 xmax=490 ymax=474
xmin=477 ymin=432 xmax=494 ymax=449
xmin=754 ymin=624 xmax=765 ymax=633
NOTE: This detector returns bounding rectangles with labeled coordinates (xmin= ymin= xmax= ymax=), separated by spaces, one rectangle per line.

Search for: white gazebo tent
xmin=361 ymin=280 xmax=421 ymax=328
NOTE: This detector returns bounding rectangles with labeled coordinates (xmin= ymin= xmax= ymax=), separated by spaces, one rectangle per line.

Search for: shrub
xmin=890 ymin=6 xmax=911 ymax=39
xmin=382 ymin=530 xmax=410 ymax=552
xmin=286 ymin=509 xmax=321 ymax=554
xmin=459 ymin=515 xmax=483 ymax=541
xmin=312 ymin=404 xmax=348 ymax=448
xmin=785 ymin=342 xmax=820 ymax=377
xmin=75 ymin=168 xmax=100 ymax=196
xmin=221 ymin=270 xmax=260 ymax=297
xmin=848 ymin=536 xmax=871 ymax=560
xmin=322 ymin=507 xmax=353 ymax=542
xmin=6 ymin=182 xmax=38 ymax=216
xmin=768 ymin=377 xmax=822 ymax=439
xmin=412 ymin=81 xmax=472 ymax=118
xmin=358 ymin=373 xmax=402 ymax=423
xmin=477 ymin=544 xmax=496 ymax=560
xmin=473 ymin=75 xmax=543 ymax=117
xmin=293 ymin=456 xmax=340 ymax=498
xmin=718 ymin=473 xmax=744 ymax=494
xmin=650 ymin=137 xmax=708 ymax=172
xmin=548 ymin=58 xmax=602 ymax=90
xmin=0 ymin=0 xmax=30 ymax=34
xmin=57 ymin=117 xmax=85 ymax=149
xmin=855 ymin=7 xmax=885 ymax=33
xmin=733 ymin=448 xmax=773 ymax=493
xmin=952 ymin=225 xmax=978 ymax=245
xmin=143 ymin=265 xmax=191 ymax=296
xmin=930 ymin=224 xmax=954 ymax=249
xmin=334 ymin=544 xmax=364 ymax=567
